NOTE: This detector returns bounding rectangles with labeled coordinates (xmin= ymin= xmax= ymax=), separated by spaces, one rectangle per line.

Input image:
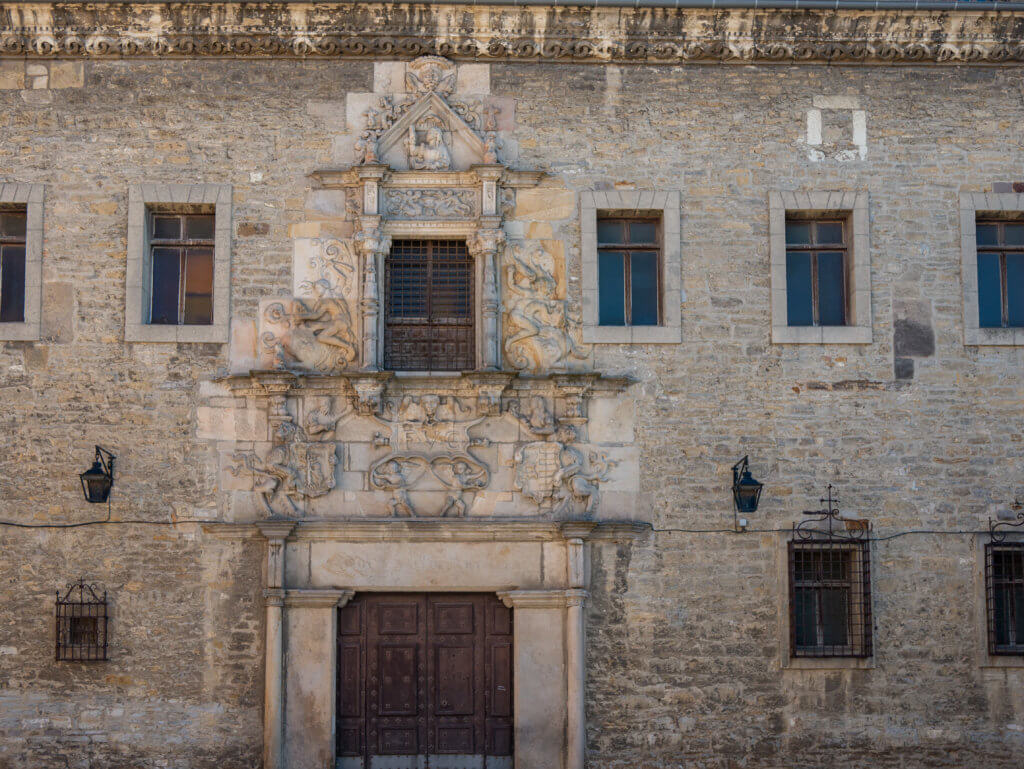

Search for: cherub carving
xmin=370 ymin=456 xmax=428 ymax=517
xmin=432 ymin=457 xmax=489 ymax=518
xmin=551 ymin=424 xmax=616 ymax=516
xmin=293 ymin=280 xmax=358 ymax=362
xmin=405 ymin=56 xmax=457 ymax=97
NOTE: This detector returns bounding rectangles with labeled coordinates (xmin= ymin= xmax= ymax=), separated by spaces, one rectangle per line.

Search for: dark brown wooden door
xmin=337 ymin=593 xmax=513 ymax=768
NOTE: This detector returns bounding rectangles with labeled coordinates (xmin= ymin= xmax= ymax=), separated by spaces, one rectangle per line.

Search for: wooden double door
xmin=336 ymin=593 xmax=514 ymax=769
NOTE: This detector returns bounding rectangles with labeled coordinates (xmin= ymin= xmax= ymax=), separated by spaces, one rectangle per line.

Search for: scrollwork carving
xmin=385 ymin=189 xmax=476 ymax=219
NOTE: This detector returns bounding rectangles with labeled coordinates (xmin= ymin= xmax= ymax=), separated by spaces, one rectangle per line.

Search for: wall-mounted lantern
xmin=731 ymin=456 xmax=763 ymax=530
xmin=79 ymin=446 xmax=115 ymax=504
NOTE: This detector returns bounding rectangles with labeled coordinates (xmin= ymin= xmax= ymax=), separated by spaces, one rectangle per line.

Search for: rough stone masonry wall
xmin=1 ymin=51 xmax=1024 ymax=768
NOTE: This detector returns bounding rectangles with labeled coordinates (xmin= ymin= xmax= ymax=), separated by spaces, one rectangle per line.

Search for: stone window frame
xmin=125 ymin=183 xmax=232 ymax=343
xmin=0 ymin=183 xmax=44 ymax=342
xmin=774 ymin=533 xmax=875 ymax=671
xmin=973 ymin=535 xmax=1024 ymax=669
xmin=769 ymin=191 xmax=872 ymax=344
xmin=580 ymin=189 xmax=682 ymax=344
xmin=960 ymin=192 xmax=1024 ymax=346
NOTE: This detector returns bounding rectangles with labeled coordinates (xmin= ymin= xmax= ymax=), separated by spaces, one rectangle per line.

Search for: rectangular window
xmin=986 ymin=543 xmax=1024 ymax=655
xmin=597 ymin=216 xmax=661 ymax=326
xmin=789 ymin=541 xmax=872 ymax=657
xmin=55 ymin=582 xmax=109 ymax=662
xmin=0 ymin=208 xmax=27 ymax=323
xmin=148 ymin=211 xmax=215 ymax=326
xmin=384 ymin=239 xmax=474 ymax=371
xmin=976 ymin=221 xmax=1024 ymax=328
xmin=785 ymin=219 xmax=848 ymax=327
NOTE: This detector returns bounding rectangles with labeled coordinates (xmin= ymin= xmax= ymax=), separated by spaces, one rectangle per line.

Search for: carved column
xmin=467 ymin=227 xmax=506 ymax=371
xmin=355 ymin=217 xmax=390 ymax=371
xmin=256 ymin=520 xmax=295 ymax=769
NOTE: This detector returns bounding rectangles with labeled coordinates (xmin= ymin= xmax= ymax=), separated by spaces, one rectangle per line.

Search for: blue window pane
xmin=817 ymin=251 xmax=846 ymax=326
xmin=1005 ymin=223 xmax=1024 ymax=247
xmin=151 ymin=247 xmax=181 ymax=324
xmin=0 ymin=244 xmax=26 ymax=322
xmin=1006 ymin=253 xmax=1024 ymax=327
xmin=786 ymin=251 xmax=813 ymax=326
xmin=793 ymin=589 xmax=816 ymax=648
xmin=816 ymin=222 xmax=844 ymax=245
xmin=598 ymin=251 xmax=625 ymax=326
xmin=628 ymin=221 xmax=658 ymax=245
xmin=977 ymin=224 xmax=999 ymax=247
xmin=630 ymin=251 xmax=659 ymax=326
xmin=977 ymin=252 xmax=1003 ymax=328
xmin=786 ymin=221 xmax=811 ymax=246
xmin=597 ymin=220 xmax=623 ymax=246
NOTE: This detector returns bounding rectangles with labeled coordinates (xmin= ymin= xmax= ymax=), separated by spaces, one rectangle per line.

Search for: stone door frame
xmin=253 ymin=519 xmax=645 ymax=769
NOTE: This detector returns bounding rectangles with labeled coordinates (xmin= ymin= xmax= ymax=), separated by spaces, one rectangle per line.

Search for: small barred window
xmin=56 ymin=581 xmax=109 ymax=662
xmin=788 ymin=540 xmax=872 ymax=658
xmin=985 ymin=543 xmax=1024 ymax=655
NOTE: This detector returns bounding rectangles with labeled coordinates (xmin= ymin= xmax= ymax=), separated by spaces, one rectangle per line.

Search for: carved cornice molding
xmin=497 ymin=588 xmax=588 ymax=609
xmin=283 ymin=588 xmax=355 ymax=607
xmin=2 ymin=5 xmax=1024 ymax=65
xmin=202 ymin=518 xmax=651 ymax=542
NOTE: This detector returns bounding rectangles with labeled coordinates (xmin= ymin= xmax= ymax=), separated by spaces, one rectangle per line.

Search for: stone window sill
xmin=772 ymin=325 xmax=872 ymax=345
xmin=126 ymin=323 xmax=228 ymax=344
xmin=964 ymin=327 xmax=1024 ymax=346
xmin=782 ymin=656 xmax=874 ymax=671
xmin=583 ymin=325 xmax=682 ymax=344
xmin=0 ymin=320 xmax=42 ymax=342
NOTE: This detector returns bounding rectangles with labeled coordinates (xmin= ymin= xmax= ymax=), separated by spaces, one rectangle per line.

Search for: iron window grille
xmin=975 ymin=220 xmax=1024 ymax=328
xmin=384 ymin=239 xmax=474 ymax=371
xmin=785 ymin=218 xmax=849 ymax=327
xmin=55 ymin=581 xmax=109 ymax=662
xmin=985 ymin=543 xmax=1024 ymax=655
xmin=148 ymin=210 xmax=216 ymax=326
xmin=789 ymin=486 xmax=873 ymax=658
xmin=596 ymin=215 xmax=661 ymax=326
xmin=0 ymin=207 xmax=27 ymax=323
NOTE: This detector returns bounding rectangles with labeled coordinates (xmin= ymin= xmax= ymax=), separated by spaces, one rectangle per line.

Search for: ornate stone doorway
xmin=336 ymin=592 xmax=514 ymax=769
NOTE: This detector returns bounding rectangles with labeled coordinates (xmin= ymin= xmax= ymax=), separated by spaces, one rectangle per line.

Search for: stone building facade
xmin=1 ymin=2 xmax=1024 ymax=768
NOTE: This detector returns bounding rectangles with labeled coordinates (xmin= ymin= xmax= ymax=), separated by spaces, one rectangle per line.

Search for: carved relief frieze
xmin=384 ymin=188 xmax=477 ymax=219
xmin=260 ymin=288 xmax=359 ymax=374
xmin=217 ymin=372 xmax=628 ymax=520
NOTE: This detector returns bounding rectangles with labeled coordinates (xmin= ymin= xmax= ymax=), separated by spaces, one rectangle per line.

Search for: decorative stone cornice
xmin=283 ymin=588 xmax=355 ymax=608
xmin=202 ymin=518 xmax=651 ymax=541
xmin=2 ymin=5 xmax=1024 ymax=65
xmin=497 ymin=588 xmax=588 ymax=609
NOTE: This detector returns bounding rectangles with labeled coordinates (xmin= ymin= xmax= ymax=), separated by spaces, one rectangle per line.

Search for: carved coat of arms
xmin=513 ymin=441 xmax=563 ymax=505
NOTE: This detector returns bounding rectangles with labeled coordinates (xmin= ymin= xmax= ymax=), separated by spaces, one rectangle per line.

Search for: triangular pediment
xmin=378 ymin=93 xmax=488 ymax=172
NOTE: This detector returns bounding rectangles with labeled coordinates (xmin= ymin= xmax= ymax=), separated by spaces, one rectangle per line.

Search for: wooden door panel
xmin=337 ymin=593 xmax=513 ymax=764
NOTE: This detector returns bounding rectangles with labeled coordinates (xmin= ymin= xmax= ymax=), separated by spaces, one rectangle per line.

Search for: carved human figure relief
xmin=503 ymin=241 xmax=589 ymax=372
xmin=260 ymin=281 xmax=359 ymax=374
xmin=405 ymin=55 xmax=457 ymax=97
xmin=405 ymin=124 xmax=452 ymax=170
xmin=230 ymin=419 xmax=338 ymax=516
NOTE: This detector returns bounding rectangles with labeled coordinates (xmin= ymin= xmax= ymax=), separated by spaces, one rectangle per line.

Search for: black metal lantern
xmin=79 ymin=446 xmax=115 ymax=504
xmin=731 ymin=456 xmax=763 ymax=514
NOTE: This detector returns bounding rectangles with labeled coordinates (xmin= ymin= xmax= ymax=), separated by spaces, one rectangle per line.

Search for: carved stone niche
xmin=219 ymin=369 xmax=631 ymax=521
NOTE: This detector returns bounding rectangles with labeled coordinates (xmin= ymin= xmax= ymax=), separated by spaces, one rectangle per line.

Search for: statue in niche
xmin=405 ymin=125 xmax=451 ymax=171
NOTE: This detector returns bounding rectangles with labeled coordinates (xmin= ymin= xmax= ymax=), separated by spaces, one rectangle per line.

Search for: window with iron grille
xmin=785 ymin=218 xmax=849 ymax=327
xmin=976 ymin=220 xmax=1024 ymax=328
xmin=986 ymin=543 xmax=1024 ymax=655
xmin=384 ymin=239 xmax=474 ymax=371
xmin=0 ymin=207 xmax=27 ymax=323
xmin=596 ymin=216 xmax=661 ymax=326
xmin=56 ymin=581 xmax=109 ymax=662
xmin=148 ymin=210 xmax=215 ymax=326
xmin=788 ymin=540 xmax=872 ymax=658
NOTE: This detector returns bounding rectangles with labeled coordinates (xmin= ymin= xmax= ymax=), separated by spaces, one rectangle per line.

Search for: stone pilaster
xmin=467 ymin=226 xmax=506 ymax=371
xmin=354 ymin=217 xmax=390 ymax=371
